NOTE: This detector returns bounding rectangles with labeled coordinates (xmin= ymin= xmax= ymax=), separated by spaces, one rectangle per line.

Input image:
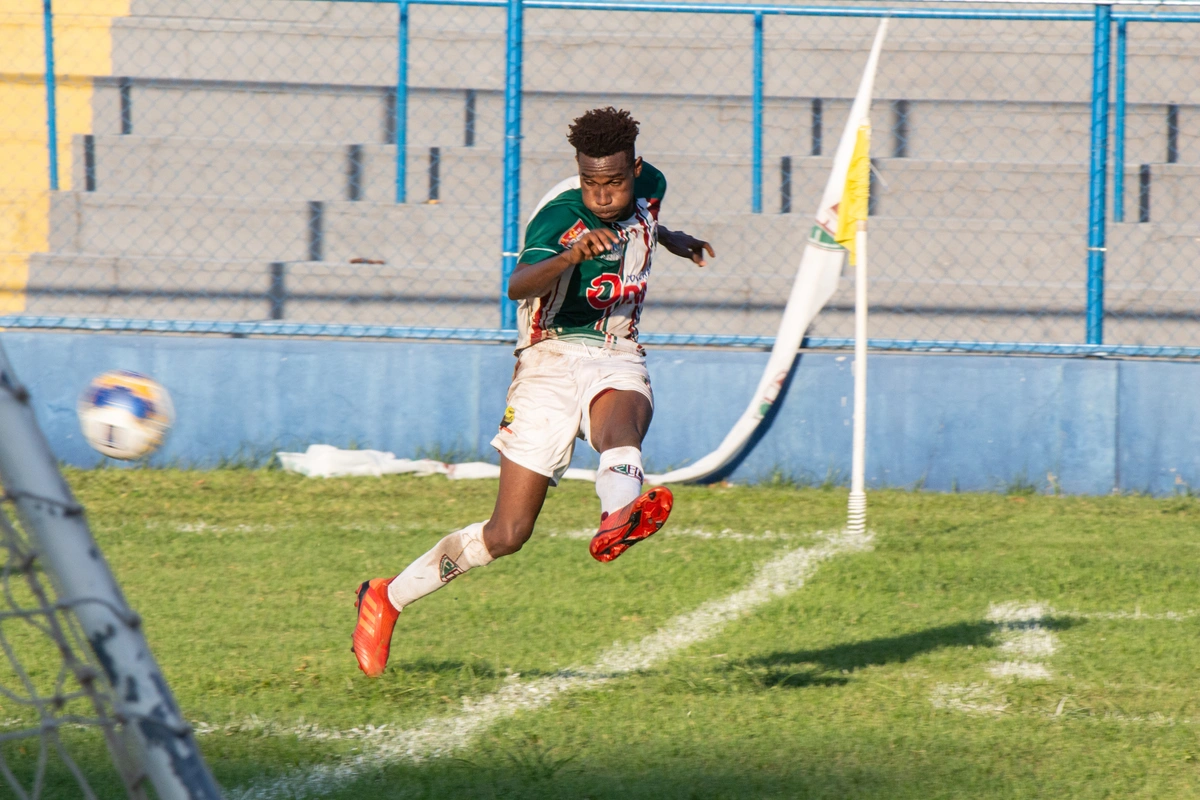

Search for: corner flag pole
xmin=847 ymin=219 xmax=868 ymax=535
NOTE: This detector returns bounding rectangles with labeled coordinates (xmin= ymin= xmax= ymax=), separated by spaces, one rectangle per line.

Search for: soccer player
xmin=352 ymin=107 xmax=714 ymax=677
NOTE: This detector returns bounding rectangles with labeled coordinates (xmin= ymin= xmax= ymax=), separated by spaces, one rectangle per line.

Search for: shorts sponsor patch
xmin=498 ymin=405 xmax=515 ymax=432
xmin=439 ymin=554 xmax=464 ymax=583
xmin=558 ymin=219 xmax=590 ymax=248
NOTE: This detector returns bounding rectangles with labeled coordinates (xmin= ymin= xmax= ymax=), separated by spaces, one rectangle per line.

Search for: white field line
xmin=156 ymin=522 xmax=802 ymax=542
xmin=986 ymin=661 xmax=1052 ymax=680
xmin=930 ymin=683 xmax=1008 ymax=716
xmin=228 ymin=529 xmax=874 ymax=800
xmin=985 ymin=601 xmax=1058 ymax=681
xmin=1062 ymin=609 xmax=1200 ymax=621
xmin=936 ymin=603 xmax=1200 ymax=718
xmin=933 ymin=601 xmax=1057 ymax=715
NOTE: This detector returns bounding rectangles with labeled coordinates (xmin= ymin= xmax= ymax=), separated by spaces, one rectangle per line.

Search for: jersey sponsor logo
xmin=558 ymin=219 xmax=590 ymax=248
xmin=439 ymin=554 xmax=464 ymax=583
xmin=586 ymin=273 xmax=647 ymax=310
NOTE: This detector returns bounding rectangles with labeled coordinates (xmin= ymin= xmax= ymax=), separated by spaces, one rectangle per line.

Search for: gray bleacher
xmin=31 ymin=0 xmax=1200 ymax=344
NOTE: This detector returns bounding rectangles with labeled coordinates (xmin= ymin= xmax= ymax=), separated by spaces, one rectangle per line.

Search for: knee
xmin=484 ymin=518 xmax=534 ymax=558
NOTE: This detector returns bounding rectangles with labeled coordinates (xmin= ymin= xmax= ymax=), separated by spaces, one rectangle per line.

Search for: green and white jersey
xmin=516 ymin=162 xmax=667 ymax=354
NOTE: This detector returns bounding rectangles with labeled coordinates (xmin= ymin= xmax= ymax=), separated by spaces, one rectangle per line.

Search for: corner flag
xmin=835 ymin=124 xmax=872 ymax=266
xmin=637 ymin=18 xmax=888 ymax=485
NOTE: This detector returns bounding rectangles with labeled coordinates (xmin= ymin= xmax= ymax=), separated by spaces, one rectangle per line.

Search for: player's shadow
xmin=740 ymin=617 xmax=1079 ymax=688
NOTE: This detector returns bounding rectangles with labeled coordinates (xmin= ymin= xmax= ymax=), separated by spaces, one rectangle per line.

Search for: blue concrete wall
xmin=3 ymin=332 xmax=1198 ymax=494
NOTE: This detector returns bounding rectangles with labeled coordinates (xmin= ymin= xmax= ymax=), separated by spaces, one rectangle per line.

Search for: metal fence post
xmin=500 ymin=0 xmax=524 ymax=329
xmin=395 ymin=0 xmax=409 ymax=204
xmin=1113 ymin=19 xmax=1127 ymax=222
xmin=1086 ymin=3 xmax=1112 ymax=346
xmin=751 ymin=11 xmax=764 ymax=214
xmin=42 ymin=0 xmax=59 ymax=191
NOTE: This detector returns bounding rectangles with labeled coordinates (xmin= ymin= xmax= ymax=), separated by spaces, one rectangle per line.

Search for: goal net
xmin=0 ymin=344 xmax=223 ymax=800
xmin=0 ymin=494 xmax=146 ymax=800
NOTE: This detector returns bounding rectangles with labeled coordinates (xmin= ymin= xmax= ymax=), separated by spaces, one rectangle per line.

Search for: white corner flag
xmin=643 ymin=19 xmax=888 ymax=486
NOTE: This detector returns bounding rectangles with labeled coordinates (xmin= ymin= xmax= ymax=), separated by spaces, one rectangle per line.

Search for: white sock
xmin=596 ymin=446 xmax=645 ymax=516
xmin=386 ymin=521 xmax=495 ymax=610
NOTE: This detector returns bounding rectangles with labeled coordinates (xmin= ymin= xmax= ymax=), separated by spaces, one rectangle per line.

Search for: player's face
xmin=577 ymin=152 xmax=643 ymax=223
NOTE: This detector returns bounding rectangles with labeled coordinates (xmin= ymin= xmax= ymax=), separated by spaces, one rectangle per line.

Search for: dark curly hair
xmin=567 ymin=107 xmax=640 ymax=159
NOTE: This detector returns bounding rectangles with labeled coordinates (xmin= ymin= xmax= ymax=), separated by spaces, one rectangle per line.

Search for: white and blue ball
xmin=78 ymin=370 xmax=174 ymax=460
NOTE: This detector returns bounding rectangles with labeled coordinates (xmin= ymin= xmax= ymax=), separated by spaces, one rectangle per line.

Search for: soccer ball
xmin=78 ymin=370 xmax=174 ymax=460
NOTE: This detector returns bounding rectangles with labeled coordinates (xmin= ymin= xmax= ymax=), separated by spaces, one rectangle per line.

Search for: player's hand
xmin=565 ymin=228 xmax=620 ymax=265
xmin=661 ymin=229 xmax=714 ymax=267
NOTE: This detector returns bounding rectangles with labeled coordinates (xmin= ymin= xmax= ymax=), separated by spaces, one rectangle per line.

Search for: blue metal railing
xmin=29 ymin=0 xmax=1200 ymax=355
xmin=1109 ymin=11 xmax=1200 ymax=229
xmin=1113 ymin=18 xmax=1127 ymax=223
xmin=395 ymin=0 xmax=410 ymax=203
xmin=41 ymin=0 xmax=59 ymax=191
xmin=10 ymin=315 xmax=1200 ymax=360
xmin=499 ymin=0 xmax=525 ymax=328
xmin=1085 ymin=2 xmax=1111 ymax=346
xmin=751 ymin=11 xmax=765 ymax=215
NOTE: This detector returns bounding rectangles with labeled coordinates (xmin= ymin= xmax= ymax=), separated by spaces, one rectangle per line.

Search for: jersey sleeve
xmin=519 ymin=202 xmax=589 ymax=265
xmin=636 ymin=161 xmax=668 ymax=207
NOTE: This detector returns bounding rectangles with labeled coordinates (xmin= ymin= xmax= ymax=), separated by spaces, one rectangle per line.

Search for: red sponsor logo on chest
xmin=558 ymin=219 xmax=590 ymax=248
xmin=586 ymin=273 xmax=647 ymax=310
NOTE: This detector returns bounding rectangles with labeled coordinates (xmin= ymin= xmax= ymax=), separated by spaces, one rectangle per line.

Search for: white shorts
xmin=490 ymin=340 xmax=654 ymax=485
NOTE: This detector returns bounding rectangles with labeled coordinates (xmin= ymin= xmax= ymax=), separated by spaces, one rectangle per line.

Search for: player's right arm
xmin=508 ymin=228 xmax=617 ymax=300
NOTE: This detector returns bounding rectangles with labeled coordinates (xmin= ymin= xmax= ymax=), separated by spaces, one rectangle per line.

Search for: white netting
xmin=0 ymin=492 xmax=144 ymax=800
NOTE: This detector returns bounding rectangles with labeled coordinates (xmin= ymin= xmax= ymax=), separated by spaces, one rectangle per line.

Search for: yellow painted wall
xmin=0 ymin=0 xmax=130 ymax=311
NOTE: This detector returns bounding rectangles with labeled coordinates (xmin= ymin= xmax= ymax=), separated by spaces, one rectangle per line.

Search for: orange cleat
xmin=352 ymin=577 xmax=400 ymax=677
xmin=590 ymin=486 xmax=673 ymax=563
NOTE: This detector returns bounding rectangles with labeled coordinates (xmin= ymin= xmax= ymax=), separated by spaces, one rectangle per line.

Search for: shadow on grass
xmin=744 ymin=618 xmax=1080 ymax=687
xmin=395 ymin=657 xmax=500 ymax=679
xmin=216 ymin=749 xmax=904 ymax=800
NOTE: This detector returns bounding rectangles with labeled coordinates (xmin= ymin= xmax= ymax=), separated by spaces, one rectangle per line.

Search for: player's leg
xmin=353 ymin=347 xmax=574 ymax=677
xmin=481 ymin=455 xmax=550 ymax=555
xmin=386 ymin=454 xmax=547 ymax=606
xmin=590 ymin=388 xmax=652 ymax=514
xmin=352 ymin=457 xmax=549 ymax=677
xmin=587 ymin=388 xmax=673 ymax=563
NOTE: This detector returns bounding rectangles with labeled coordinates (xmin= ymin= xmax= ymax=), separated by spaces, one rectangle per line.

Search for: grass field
xmin=5 ymin=469 xmax=1200 ymax=798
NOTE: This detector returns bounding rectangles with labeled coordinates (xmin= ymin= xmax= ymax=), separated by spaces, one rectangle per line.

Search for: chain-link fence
xmin=2 ymin=0 xmax=1198 ymax=354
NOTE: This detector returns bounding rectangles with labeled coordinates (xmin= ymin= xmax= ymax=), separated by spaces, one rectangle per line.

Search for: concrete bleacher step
xmin=110 ymin=4 xmax=1200 ymax=106
xmin=47 ymin=193 xmax=502 ymax=262
xmin=1116 ymin=164 xmax=1200 ymax=225
xmin=90 ymin=74 xmax=1196 ymax=166
xmin=77 ymin=133 xmax=1200 ymax=223
xmin=42 ymin=186 xmax=1200 ymax=310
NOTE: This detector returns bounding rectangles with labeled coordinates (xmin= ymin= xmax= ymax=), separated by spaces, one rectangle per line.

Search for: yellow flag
xmin=835 ymin=123 xmax=871 ymax=265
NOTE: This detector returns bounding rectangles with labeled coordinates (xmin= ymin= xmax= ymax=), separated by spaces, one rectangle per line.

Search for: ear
xmin=632 ymin=155 xmax=643 ymax=178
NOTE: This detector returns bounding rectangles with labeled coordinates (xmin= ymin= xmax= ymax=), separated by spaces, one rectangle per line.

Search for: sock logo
xmin=610 ymin=464 xmax=644 ymax=483
xmin=439 ymin=554 xmax=464 ymax=583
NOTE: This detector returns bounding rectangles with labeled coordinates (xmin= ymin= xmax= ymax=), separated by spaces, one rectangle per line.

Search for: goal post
xmin=0 ymin=342 xmax=224 ymax=800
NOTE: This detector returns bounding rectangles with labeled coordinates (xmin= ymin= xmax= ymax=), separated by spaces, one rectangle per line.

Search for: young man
xmin=352 ymin=107 xmax=714 ymax=677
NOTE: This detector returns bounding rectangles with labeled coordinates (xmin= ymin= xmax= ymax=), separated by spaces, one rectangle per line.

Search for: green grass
xmin=5 ymin=470 xmax=1200 ymax=798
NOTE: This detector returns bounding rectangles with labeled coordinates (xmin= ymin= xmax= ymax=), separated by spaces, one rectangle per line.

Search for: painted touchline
xmin=229 ymin=529 xmax=874 ymax=800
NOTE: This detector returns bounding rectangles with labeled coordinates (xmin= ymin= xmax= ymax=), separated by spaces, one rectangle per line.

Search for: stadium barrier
xmin=10 ymin=330 xmax=1200 ymax=495
xmin=1 ymin=0 xmax=1200 ymax=355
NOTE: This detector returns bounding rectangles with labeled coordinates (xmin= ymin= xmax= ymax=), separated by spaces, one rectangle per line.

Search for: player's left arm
xmin=659 ymin=227 xmax=715 ymax=267
xmin=639 ymin=161 xmax=713 ymax=267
